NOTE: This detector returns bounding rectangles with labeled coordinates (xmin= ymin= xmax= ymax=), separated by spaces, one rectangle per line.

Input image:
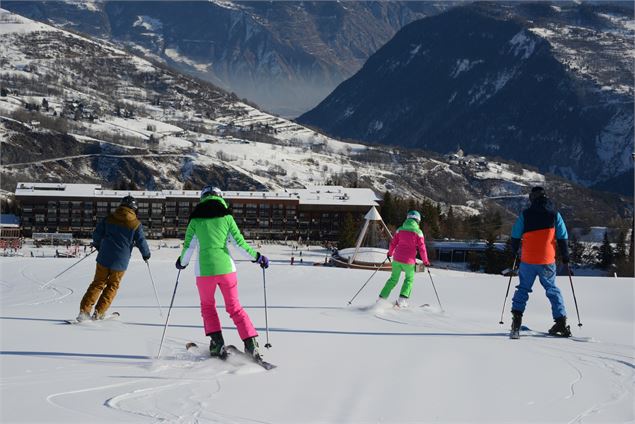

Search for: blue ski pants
xmin=511 ymin=262 xmax=566 ymax=319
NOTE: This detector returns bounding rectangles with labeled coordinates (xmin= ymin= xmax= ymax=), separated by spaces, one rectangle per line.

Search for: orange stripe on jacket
xmin=521 ymin=228 xmax=556 ymax=265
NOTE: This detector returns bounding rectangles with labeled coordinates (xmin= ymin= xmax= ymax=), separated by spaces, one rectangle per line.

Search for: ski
xmin=512 ymin=326 xmax=593 ymax=342
xmin=64 ymin=311 xmax=120 ymax=325
xmin=185 ymin=342 xmax=277 ymax=370
xmin=525 ymin=330 xmax=593 ymax=343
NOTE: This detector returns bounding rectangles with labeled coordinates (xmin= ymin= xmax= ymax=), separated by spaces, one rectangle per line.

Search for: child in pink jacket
xmin=379 ymin=210 xmax=430 ymax=308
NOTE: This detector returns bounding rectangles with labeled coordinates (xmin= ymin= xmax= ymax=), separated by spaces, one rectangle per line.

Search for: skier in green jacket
xmin=176 ymin=186 xmax=269 ymax=360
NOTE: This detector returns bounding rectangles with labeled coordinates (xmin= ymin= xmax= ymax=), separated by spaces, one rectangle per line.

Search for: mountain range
xmin=298 ymin=2 xmax=634 ymax=196
xmin=1 ymin=0 xmax=457 ymax=117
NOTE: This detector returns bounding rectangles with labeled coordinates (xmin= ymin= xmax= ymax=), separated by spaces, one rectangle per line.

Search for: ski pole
xmin=262 ymin=268 xmax=272 ymax=349
xmin=426 ymin=267 xmax=444 ymax=312
xmin=145 ymin=260 xmax=163 ymax=317
xmin=41 ymin=249 xmax=95 ymax=289
xmin=157 ymin=270 xmax=181 ymax=359
xmin=499 ymin=257 xmax=517 ymax=325
xmin=347 ymin=257 xmax=390 ymax=305
xmin=566 ymin=264 xmax=583 ymax=327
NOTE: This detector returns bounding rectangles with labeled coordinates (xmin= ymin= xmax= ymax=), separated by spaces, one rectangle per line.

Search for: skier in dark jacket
xmin=509 ymin=187 xmax=571 ymax=338
xmin=77 ymin=195 xmax=151 ymax=321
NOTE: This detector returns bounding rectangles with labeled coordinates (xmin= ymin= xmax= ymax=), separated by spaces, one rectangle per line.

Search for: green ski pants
xmin=379 ymin=260 xmax=416 ymax=299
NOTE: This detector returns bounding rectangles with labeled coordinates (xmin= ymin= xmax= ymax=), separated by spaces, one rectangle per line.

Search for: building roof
xmin=15 ymin=183 xmax=380 ymax=207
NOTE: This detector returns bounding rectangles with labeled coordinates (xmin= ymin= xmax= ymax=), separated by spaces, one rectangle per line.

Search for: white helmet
xmin=200 ymin=185 xmax=223 ymax=198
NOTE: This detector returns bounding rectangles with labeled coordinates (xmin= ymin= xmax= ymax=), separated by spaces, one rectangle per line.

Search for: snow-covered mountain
xmin=1 ymin=0 xmax=458 ymax=117
xmin=1 ymin=244 xmax=634 ymax=422
xmin=0 ymin=9 xmax=631 ymax=227
xmin=298 ymin=2 xmax=635 ymax=196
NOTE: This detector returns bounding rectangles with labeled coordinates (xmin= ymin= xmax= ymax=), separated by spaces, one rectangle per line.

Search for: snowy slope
xmin=1 ymin=243 xmax=634 ymax=423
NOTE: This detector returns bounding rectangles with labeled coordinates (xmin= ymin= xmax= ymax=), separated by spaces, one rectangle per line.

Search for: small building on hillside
xmin=0 ymin=214 xmax=22 ymax=250
xmin=0 ymin=214 xmax=20 ymax=238
xmin=430 ymin=240 xmax=506 ymax=263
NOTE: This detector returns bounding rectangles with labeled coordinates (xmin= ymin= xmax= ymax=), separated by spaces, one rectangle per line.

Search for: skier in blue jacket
xmin=77 ymin=196 xmax=151 ymax=321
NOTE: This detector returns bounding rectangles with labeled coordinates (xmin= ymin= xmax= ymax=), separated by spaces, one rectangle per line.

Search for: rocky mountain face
xmin=1 ymin=0 xmax=456 ymax=117
xmin=298 ymin=2 xmax=634 ymax=196
xmin=0 ymin=9 xmax=631 ymax=229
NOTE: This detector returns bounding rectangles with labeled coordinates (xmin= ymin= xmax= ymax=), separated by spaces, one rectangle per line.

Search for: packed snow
xmin=1 ymin=242 xmax=633 ymax=422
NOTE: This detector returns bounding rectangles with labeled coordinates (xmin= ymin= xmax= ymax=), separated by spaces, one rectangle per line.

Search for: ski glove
xmin=557 ymin=239 xmax=570 ymax=265
xmin=143 ymin=254 xmax=151 ymax=262
xmin=175 ymin=257 xmax=187 ymax=270
xmin=253 ymin=252 xmax=269 ymax=269
xmin=510 ymin=238 xmax=521 ymax=258
xmin=90 ymin=242 xmax=100 ymax=251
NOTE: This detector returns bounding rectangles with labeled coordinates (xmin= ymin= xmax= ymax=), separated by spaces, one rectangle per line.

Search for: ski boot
xmin=548 ymin=316 xmax=572 ymax=337
xmin=509 ymin=310 xmax=522 ymax=339
xmin=208 ymin=331 xmax=227 ymax=359
xmin=243 ymin=336 xmax=262 ymax=361
xmin=76 ymin=311 xmax=90 ymax=322
xmin=395 ymin=295 xmax=409 ymax=309
xmin=91 ymin=311 xmax=105 ymax=320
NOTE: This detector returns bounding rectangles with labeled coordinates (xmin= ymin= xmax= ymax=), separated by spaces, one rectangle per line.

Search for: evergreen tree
xmin=467 ymin=215 xmax=482 ymax=240
xmin=615 ymin=230 xmax=634 ymax=277
xmin=569 ymin=233 xmax=584 ymax=265
xmin=597 ymin=232 xmax=614 ymax=270
xmin=615 ymin=231 xmax=627 ymax=262
xmin=484 ymin=235 xmax=505 ymax=274
xmin=421 ymin=199 xmax=440 ymax=238
xmin=338 ymin=213 xmax=358 ymax=249
xmin=381 ymin=191 xmax=396 ymax=226
xmin=443 ymin=207 xmax=457 ymax=239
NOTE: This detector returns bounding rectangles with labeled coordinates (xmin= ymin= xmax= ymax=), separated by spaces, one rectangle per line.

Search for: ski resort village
xmin=0 ymin=3 xmax=633 ymax=424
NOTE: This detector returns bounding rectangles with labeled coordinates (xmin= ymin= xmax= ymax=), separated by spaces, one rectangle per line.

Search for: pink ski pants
xmin=195 ymin=273 xmax=257 ymax=340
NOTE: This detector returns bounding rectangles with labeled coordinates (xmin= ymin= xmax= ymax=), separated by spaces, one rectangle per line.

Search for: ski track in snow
xmin=46 ymin=380 xmax=141 ymax=418
xmin=104 ymin=348 xmax=273 ymax=423
xmin=529 ymin=341 xmax=635 ymax=423
xmin=351 ymin=303 xmax=635 ymax=424
xmin=14 ymin=265 xmax=74 ymax=306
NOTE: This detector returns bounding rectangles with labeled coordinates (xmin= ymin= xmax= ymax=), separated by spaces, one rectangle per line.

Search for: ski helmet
xmin=120 ymin=195 xmax=138 ymax=212
xmin=200 ymin=185 xmax=223 ymax=199
xmin=529 ymin=186 xmax=546 ymax=203
xmin=406 ymin=210 xmax=421 ymax=222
